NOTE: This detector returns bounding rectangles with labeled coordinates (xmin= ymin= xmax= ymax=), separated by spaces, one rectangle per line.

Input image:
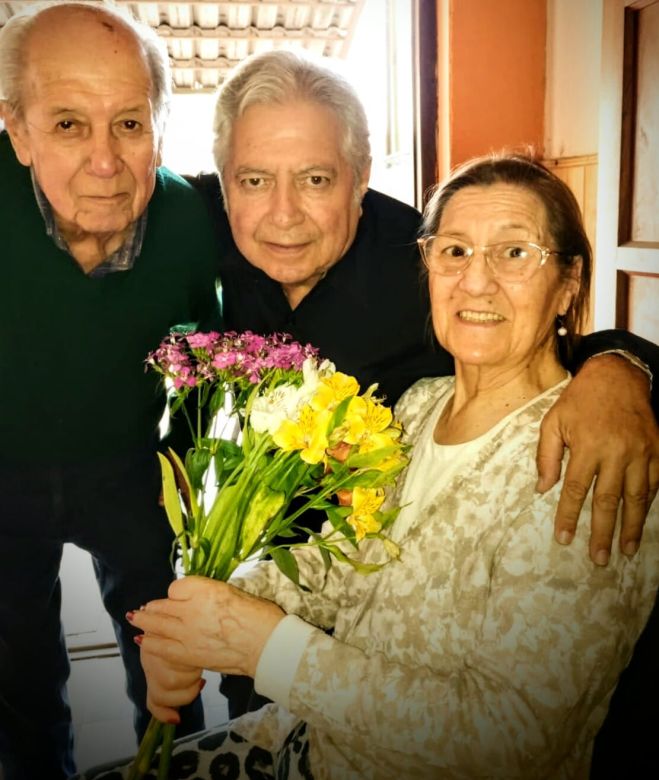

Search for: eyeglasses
xmin=417 ymin=235 xmax=566 ymax=283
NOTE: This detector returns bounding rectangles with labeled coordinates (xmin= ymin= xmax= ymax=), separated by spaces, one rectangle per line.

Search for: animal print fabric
xmin=82 ymin=722 xmax=313 ymax=780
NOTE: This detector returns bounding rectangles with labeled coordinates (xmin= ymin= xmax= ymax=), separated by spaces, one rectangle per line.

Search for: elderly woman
xmin=87 ymin=155 xmax=659 ymax=780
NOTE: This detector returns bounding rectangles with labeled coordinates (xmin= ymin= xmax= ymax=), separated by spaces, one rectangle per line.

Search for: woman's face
xmin=429 ymin=183 xmax=578 ymax=373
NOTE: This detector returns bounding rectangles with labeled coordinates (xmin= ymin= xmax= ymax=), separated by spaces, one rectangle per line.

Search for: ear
xmin=557 ymin=256 xmax=583 ymax=316
xmin=3 ymin=111 xmax=33 ymax=167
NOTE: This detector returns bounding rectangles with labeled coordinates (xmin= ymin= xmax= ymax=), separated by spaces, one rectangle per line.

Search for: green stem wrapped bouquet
xmin=129 ymin=330 xmax=409 ymax=778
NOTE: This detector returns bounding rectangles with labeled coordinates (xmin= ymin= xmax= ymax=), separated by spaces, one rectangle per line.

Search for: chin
xmin=452 ymin=346 xmax=502 ymax=366
xmin=79 ymin=216 xmax=134 ymax=236
xmin=260 ymin=262 xmax=313 ymax=285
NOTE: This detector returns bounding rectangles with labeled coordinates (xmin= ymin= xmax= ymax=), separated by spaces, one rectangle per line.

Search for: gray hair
xmin=0 ymin=1 xmax=171 ymax=133
xmin=213 ymin=49 xmax=371 ymax=195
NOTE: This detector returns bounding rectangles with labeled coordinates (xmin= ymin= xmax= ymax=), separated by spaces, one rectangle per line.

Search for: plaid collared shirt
xmin=31 ymin=168 xmax=147 ymax=277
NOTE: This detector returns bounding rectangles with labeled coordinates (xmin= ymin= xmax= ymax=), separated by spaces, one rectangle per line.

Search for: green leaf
xmin=345 ymin=446 xmax=401 ymax=469
xmin=268 ymin=527 xmax=298 ymax=538
xmin=323 ymin=507 xmax=358 ymax=548
xmin=166 ymin=448 xmax=199 ymax=518
xmin=326 ymin=394 xmax=353 ymax=434
xmin=377 ymin=506 xmax=402 ymax=530
xmin=185 ymin=447 xmax=212 ymax=491
xmin=191 ymin=536 xmax=212 ymax=572
xmin=157 ymin=452 xmax=184 ymax=538
xmin=326 ymin=545 xmax=383 ymax=575
xmin=208 ymin=386 xmax=226 ymax=416
xmin=308 ymin=531 xmax=333 ymax=572
xmin=214 ymin=439 xmax=243 ymax=485
xmin=169 ymin=392 xmax=189 ymax=416
xmin=270 ymin=547 xmax=300 ymax=586
xmin=339 ymin=467 xmax=404 ymax=489
xmin=318 ymin=540 xmax=332 ymax=571
xmin=239 ymin=486 xmax=286 ymax=559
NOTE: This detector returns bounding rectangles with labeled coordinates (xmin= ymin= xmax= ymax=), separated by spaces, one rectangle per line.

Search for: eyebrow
xmin=234 ymin=167 xmax=273 ymax=177
xmin=297 ymin=165 xmax=337 ymax=176
xmin=233 ymin=165 xmax=338 ymax=177
xmin=45 ymin=105 xmax=149 ymax=117
xmin=440 ymin=223 xmax=535 ymax=237
xmin=498 ymin=222 xmax=533 ymax=232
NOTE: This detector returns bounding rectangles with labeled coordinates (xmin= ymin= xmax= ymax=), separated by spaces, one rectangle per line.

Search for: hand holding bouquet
xmin=129 ymin=330 xmax=408 ymax=778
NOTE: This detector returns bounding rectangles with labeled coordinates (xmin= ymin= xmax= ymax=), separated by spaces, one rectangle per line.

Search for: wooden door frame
xmin=412 ymin=0 xmax=439 ymax=210
xmin=594 ymin=0 xmax=659 ymax=331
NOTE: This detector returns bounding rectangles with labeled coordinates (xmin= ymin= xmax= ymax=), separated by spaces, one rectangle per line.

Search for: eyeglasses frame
xmin=417 ymin=235 xmax=567 ymax=282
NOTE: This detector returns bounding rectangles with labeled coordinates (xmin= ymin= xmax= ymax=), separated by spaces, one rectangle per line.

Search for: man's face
xmin=223 ymin=100 xmax=370 ymax=308
xmin=5 ymin=8 xmax=161 ymax=242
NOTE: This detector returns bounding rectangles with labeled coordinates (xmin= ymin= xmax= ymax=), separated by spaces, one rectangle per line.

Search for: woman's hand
xmin=129 ymin=576 xmax=285 ymax=680
xmin=136 ymin=644 xmax=203 ymax=725
xmin=536 ymin=354 xmax=659 ymax=564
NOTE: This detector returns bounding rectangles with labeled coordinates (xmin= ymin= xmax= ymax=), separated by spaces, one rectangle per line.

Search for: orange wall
xmin=446 ymin=0 xmax=546 ymax=167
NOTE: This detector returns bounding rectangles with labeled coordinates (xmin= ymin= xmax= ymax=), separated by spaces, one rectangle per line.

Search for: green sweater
xmin=0 ymin=131 xmax=221 ymax=464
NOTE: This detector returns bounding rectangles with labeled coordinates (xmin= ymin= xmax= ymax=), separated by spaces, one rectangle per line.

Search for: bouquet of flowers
xmin=129 ymin=330 xmax=409 ymax=779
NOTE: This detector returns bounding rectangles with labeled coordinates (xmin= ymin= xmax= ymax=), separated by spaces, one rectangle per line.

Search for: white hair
xmin=213 ymin=49 xmax=371 ymax=196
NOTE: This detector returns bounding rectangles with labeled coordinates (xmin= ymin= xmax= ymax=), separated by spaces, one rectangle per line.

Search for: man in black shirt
xmin=197 ymin=177 xmax=448 ymax=406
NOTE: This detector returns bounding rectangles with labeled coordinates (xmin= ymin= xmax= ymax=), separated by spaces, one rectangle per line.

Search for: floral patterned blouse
xmin=231 ymin=376 xmax=659 ymax=780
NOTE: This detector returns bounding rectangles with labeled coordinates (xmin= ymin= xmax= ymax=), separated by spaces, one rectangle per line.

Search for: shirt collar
xmin=30 ymin=168 xmax=147 ymax=277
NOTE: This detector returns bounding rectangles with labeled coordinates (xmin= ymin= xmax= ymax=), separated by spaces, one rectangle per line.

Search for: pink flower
xmin=187 ymin=332 xmax=220 ymax=350
xmin=212 ymin=353 xmax=238 ymax=369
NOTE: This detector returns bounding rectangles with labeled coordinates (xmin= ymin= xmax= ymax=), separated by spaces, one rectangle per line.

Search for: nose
xmin=86 ymin=129 xmax=122 ymax=178
xmin=269 ymin=181 xmax=304 ymax=228
xmin=457 ymin=248 xmax=499 ymax=295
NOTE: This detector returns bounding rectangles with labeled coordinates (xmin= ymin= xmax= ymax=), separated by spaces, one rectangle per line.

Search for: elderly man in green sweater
xmin=0 ymin=4 xmax=220 ymax=779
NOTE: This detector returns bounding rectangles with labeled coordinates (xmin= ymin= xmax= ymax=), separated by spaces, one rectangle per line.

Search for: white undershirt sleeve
xmin=254 ymin=614 xmax=317 ymax=710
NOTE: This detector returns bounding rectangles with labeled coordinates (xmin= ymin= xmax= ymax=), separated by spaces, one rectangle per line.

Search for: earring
xmin=556 ymin=316 xmax=568 ymax=337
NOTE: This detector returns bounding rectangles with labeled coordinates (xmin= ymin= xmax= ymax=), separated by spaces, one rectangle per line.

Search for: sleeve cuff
xmin=254 ymin=614 xmax=317 ymax=709
xmin=588 ymin=348 xmax=653 ymax=390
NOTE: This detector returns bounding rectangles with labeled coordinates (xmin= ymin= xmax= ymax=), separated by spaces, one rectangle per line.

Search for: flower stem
xmin=127 ymin=715 xmax=163 ymax=780
xmin=157 ymin=723 xmax=176 ymax=780
xmin=178 ymin=399 xmax=195 ymax=445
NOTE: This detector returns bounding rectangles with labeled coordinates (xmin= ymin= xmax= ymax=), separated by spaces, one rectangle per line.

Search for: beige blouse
xmin=231 ymin=376 xmax=659 ymax=780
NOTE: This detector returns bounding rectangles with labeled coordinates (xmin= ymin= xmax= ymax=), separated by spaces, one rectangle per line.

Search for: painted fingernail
xmin=166 ymin=716 xmax=180 ymax=726
xmin=557 ymin=530 xmax=573 ymax=545
xmin=624 ymin=541 xmax=639 ymax=557
xmin=125 ymin=611 xmax=135 ymax=622
xmin=133 ymin=634 xmax=143 ymax=646
xmin=595 ymin=549 xmax=610 ymax=566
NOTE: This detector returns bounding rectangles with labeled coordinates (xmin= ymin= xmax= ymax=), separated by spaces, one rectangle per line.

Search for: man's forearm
xmin=572 ymin=329 xmax=658 ymax=414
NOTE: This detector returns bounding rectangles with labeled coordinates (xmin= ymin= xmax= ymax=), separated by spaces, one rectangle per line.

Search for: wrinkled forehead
xmin=22 ymin=7 xmax=151 ymax=97
xmin=441 ymin=183 xmax=550 ymax=236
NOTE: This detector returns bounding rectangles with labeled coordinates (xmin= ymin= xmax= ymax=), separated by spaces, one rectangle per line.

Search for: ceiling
xmin=0 ymin=0 xmax=365 ymax=92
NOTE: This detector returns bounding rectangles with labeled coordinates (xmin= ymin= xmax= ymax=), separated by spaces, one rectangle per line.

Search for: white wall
xmin=162 ymin=91 xmax=218 ymax=175
xmin=545 ymin=0 xmax=602 ymax=158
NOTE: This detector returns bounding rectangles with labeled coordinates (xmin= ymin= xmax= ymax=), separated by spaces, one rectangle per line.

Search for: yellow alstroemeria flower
xmin=358 ymin=425 xmax=408 ymax=471
xmin=311 ymin=372 xmax=360 ymax=413
xmin=347 ymin=486 xmax=385 ymax=541
xmin=341 ymin=396 xmax=393 ymax=445
xmin=273 ymin=405 xmax=330 ymax=464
